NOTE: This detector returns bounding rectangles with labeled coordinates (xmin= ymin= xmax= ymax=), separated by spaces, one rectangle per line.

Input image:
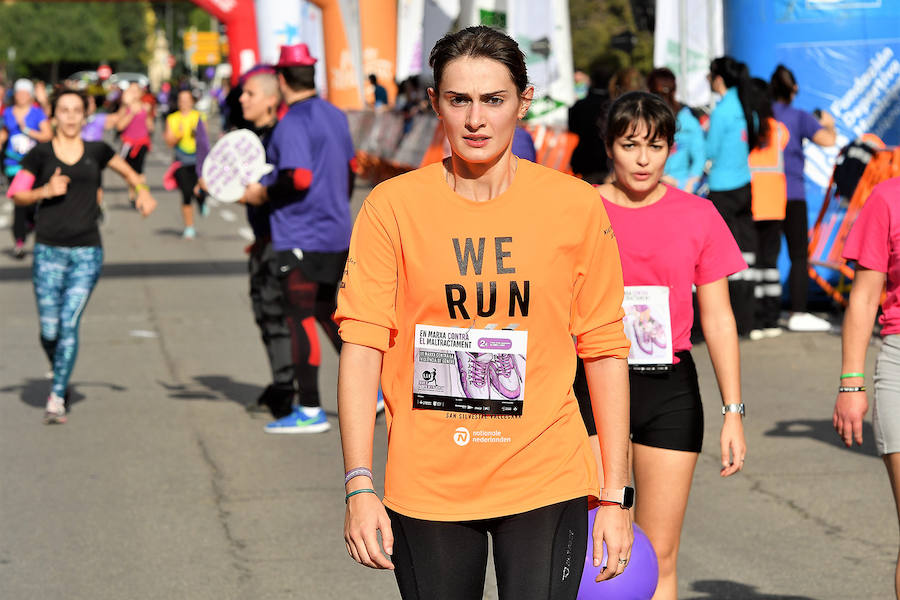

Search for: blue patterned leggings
xmin=32 ymin=244 xmax=103 ymax=397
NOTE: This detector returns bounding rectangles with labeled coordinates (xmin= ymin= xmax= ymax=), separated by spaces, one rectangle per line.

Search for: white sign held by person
xmin=201 ymin=129 xmax=274 ymax=203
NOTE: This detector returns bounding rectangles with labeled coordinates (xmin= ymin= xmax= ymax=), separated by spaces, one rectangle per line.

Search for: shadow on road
xmin=1 ymin=378 xmax=126 ymax=410
xmin=685 ymin=580 xmax=815 ymax=599
xmin=764 ymin=419 xmax=879 ymax=457
xmin=163 ymin=375 xmax=342 ymax=418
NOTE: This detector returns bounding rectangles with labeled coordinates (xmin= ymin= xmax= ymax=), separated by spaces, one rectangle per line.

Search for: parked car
xmin=108 ymin=72 xmax=150 ymax=91
xmin=66 ymin=70 xmax=99 ymax=90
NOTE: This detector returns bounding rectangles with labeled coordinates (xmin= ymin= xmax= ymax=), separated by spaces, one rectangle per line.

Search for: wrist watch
xmin=722 ymin=403 xmax=745 ymax=416
xmin=599 ymin=486 xmax=635 ymax=509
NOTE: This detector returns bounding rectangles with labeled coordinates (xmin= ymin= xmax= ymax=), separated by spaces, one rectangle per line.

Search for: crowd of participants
xmin=570 ymin=58 xmax=839 ymax=341
xmin=4 ymin=27 xmax=900 ymax=600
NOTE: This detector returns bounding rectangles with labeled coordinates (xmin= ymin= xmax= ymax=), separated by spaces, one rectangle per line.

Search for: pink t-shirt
xmin=842 ymin=177 xmax=900 ymax=335
xmin=602 ymin=185 xmax=747 ymax=353
xmin=121 ymin=108 xmax=150 ymax=141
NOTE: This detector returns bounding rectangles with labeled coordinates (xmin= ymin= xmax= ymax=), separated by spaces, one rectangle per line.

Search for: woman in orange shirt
xmin=335 ymin=26 xmax=633 ymax=599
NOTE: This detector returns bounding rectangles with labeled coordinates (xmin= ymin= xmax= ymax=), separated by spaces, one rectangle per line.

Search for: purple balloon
xmin=578 ymin=507 xmax=659 ymax=599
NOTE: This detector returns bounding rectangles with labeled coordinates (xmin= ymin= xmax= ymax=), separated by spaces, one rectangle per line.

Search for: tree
xmin=569 ymin=0 xmax=653 ymax=76
xmin=0 ymin=2 xmax=150 ymax=81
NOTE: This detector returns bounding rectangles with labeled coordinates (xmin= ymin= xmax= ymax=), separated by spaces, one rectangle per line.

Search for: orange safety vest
xmin=750 ymin=118 xmax=789 ymax=221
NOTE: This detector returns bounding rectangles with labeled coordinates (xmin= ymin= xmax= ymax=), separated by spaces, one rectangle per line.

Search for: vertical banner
xmin=653 ymin=0 xmax=724 ymax=107
xmin=422 ymin=0 xmax=462 ymax=84
xmin=299 ymin=1 xmax=328 ymax=95
xmin=508 ymin=0 xmax=575 ymax=124
xmin=255 ymin=0 xmax=303 ymax=65
xmin=396 ymin=0 xmax=425 ymax=82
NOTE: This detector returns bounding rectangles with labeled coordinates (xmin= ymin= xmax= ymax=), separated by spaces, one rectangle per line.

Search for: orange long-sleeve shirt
xmin=335 ymin=160 xmax=629 ymax=521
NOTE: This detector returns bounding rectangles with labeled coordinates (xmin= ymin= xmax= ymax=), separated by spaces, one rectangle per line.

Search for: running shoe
xmin=200 ymin=203 xmax=210 ymax=217
xmin=456 ymin=352 xmax=492 ymax=399
xmin=376 ymin=387 xmax=385 ymax=414
xmin=787 ymin=312 xmax=831 ymax=332
xmin=489 ymin=354 xmax=522 ymax=399
xmin=264 ymin=406 xmax=331 ymax=434
xmin=182 ymin=226 xmax=196 ymax=240
xmin=649 ymin=319 xmax=668 ymax=349
xmin=44 ymin=393 xmax=67 ymax=425
xmin=632 ymin=320 xmax=654 ymax=355
xmin=13 ymin=241 xmax=25 ymax=260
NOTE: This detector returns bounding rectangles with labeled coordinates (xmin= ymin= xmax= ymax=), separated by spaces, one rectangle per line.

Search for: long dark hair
xmin=429 ymin=26 xmax=528 ymax=94
xmin=710 ymin=56 xmax=760 ymax=150
xmin=647 ymin=67 xmax=679 ymax=113
xmin=604 ymin=91 xmax=676 ymax=149
xmin=749 ymin=78 xmax=772 ymax=149
xmin=770 ymin=64 xmax=797 ymax=104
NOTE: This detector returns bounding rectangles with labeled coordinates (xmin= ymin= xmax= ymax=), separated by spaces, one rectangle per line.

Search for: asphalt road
xmin=0 ymin=140 xmax=895 ymax=599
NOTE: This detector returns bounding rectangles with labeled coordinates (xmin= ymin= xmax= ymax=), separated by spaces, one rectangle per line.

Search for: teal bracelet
xmin=345 ymin=488 xmax=377 ymax=504
xmin=841 ymin=373 xmax=865 ymax=379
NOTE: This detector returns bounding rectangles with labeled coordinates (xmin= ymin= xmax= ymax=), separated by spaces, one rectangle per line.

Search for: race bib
xmin=623 ymin=286 xmax=673 ymax=370
xmin=201 ymin=129 xmax=274 ymax=203
xmin=413 ymin=324 xmax=527 ymax=416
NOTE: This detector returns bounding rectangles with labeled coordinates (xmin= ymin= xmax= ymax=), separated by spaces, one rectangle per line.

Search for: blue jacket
xmin=706 ymin=87 xmax=751 ymax=191
xmin=665 ymin=106 xmax=705 ymax=189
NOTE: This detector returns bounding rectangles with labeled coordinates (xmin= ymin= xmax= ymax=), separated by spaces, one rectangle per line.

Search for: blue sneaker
xmin=264 ymin=406 xmax=331 ymax=434
xmin=376 ymin=388 xmax=385 ymax=414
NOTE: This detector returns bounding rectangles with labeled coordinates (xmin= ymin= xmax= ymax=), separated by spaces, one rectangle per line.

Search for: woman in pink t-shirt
xmin=837 ymin=176 xmax=900 ymax=597
xmin=574 ymin=91 xmax=747 ymax=599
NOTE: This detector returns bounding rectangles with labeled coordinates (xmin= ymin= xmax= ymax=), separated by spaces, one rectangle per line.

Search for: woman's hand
xmin=720 ymin=414 xmax=746 ymax=476
xmin=592 ymin=505 xmax=633 ymax=582
xmin=343 ymin=492 xmax=394 ymax=570
xmin=834 ymin=390 xmax=868 ymax=447
xmin=135 ymin=187 xmax=157 ymax=217
xmin=46 ymin=167 xmax=70 ymax=197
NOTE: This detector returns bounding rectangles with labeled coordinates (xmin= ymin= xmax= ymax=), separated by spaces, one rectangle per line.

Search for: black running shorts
xmin=574 ymin=351 xmax=704 ymax=452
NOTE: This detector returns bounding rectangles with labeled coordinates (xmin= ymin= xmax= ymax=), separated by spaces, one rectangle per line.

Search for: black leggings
xmin=174 ymin=164 xmax=203 ymax=207
xmin=784 ymin=199 xmax=809 ymax=312
xmin=708 ymin=184 xmax=756 ymax=336
xmin=249 ymin=239 xmax=293 ymax=389
xmin=280 ymin=262 xmax=343 ymax=408
xmin=387 ymin=497 xmax=587 ymax=600
xmin=12 ymin=203 xmax=36 ymax=242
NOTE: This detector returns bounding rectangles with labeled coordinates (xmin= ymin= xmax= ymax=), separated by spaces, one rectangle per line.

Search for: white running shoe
xmin=763 ymin=327 xmax=784 ymax=338
xmin=44 ymin=393 xmax=67 ymax=424
xmin=787 ymin=312 xmax=831 ymax=332
xmin=749 ymin=329 xmax=766 ymax=341
xmin=456 ymin=352 xmax=492 ymax=400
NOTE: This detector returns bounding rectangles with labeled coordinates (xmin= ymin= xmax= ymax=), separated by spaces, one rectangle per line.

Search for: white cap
xmin=13 ymin=79 xmax=34 ymax=96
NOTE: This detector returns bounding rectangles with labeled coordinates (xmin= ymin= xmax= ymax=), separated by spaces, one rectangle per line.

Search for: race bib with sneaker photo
xmin=623 ymin=286 xmax=673 ymax=371
xmin=413 ymin=324 xmax=527 ymax=416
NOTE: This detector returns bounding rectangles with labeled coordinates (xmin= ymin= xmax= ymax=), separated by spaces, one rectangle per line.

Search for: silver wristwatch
xmin=722 ymin=403 xmax=745 ymax=416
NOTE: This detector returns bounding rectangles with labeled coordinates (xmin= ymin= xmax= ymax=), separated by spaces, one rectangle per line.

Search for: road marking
xmin=220 ymin=209 xmax=237 ymax=222
xmin=129 ymin=330 xmax=159 ymax=338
